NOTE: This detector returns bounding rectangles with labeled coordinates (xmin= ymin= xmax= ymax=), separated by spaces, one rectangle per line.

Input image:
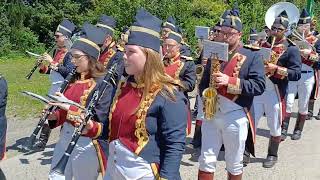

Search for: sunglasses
xmin=271 ymin=27 xmax=286 ymax=32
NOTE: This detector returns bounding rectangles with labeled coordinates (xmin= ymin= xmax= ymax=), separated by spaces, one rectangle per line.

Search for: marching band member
xmin=162 ymin=27 xmax=196 ymax=135
xmin=304 ymin=18 xmax=320 ymax=121
xmin=97 ymin=15 xmax=125 ymax=82
xmin=162 ymin=16 xmax=176 ymax=40
xmin=0 ymin=74 xmax=7 ymax=179
xmin=34 ymin=19 xmax=77 ymax=151
xmin=242 ymin=28 xmax=261 ymax=165
xmin=282 ymin=9 xmax=320 ymax=140
xmin=39 ymin=19 xmax=76 ymax=79
xmin=47 ymin=23 xmax=113 ymax=180
xmin=0 ymin=74 xmax=7 ymax=161
xmin=191 ymin=22 xmax=221 ymax=158
xmin=255 ymin=10 xmax=301 ymax=168
xmin=245 ymin=28 xmax=261 ymax=49
xmin=82 ymin=8 xmax=188 ymax=179
xmin=198 ymin=7 xmax=266 ymax=179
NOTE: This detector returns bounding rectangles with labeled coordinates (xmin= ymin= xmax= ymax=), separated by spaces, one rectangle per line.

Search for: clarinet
xmin=22 ymin=68 xmax=77 ymax=151
xmin=50 ymin=63 xmax=118 ymax=176
xmin=25 ymin=45 xmax=55 ymax=80
xmin=25 ymin=58 xmax=44 ymax=80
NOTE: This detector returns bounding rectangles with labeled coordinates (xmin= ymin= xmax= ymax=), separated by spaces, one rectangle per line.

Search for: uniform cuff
xmin=66 ymin=105 xmax=81 ymax=123
xmin=227 ymin=77 xmax=242 ymax=94
xmin=273 ymin=66 xmax=288 ymax=79
xmin=309 ymin=53 xmax=319 ymax=62
xmin=83 ymin=121 xmax=103 ymax=139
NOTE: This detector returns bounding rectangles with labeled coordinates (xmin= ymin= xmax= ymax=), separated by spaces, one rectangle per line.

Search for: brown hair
xmin=73 ymin=56 xmax=105 ymax=81
xmin=136 ymin=47 xmax=184 ymax=103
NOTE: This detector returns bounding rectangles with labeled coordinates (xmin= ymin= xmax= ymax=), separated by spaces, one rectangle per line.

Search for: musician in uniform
xmin=191 ymin=22 xmax=221 ymax=159
xmin=0 ymin=74 xmax=7 ymax=179
xmin=162 ymin=27 xmax=196 ymax=135
xmin=39 ymin=19 xmax=76 ymax=79
xmin=282 ymin=9 xmax=320 ymax=141
xmin=303 ymin=16 xmax=320 ymax=121
xmin=254 ymin=10 xmax=301 ymax=168
xmin=33 ymin=19 xmax=77 ymax=151
xmin=245 ymin=28 xmax=261 ymax=49
xmin=46 ymin=23 xmax=114 ymax=180
xmin=198 ymin=8 xmax=266 ymax=179
xmin=82 ymin=9 xmax=188 ymax=179
xmin=162 ymin=16 xmax=176 ymax=40
xmin=96 ymin=15 xmax=125 ymax=83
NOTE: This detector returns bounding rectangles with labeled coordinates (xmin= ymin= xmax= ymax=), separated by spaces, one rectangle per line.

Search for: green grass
xmin=0 ymin=53 xmax=50 ymax=119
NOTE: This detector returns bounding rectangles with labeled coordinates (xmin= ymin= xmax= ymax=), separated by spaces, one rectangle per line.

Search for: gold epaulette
xmin=243 ymin=44 xmax=261 ymax=50
xmin=116 ymin=45 xmax=125 ymax=52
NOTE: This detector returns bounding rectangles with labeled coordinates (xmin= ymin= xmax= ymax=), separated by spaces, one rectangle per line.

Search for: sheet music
xmin=258 ymin=47 xmax=272 ymax=62
xmin=202 ymin=40 xmax=229 ymax=62
xmin=195 ymin=26 xmax=210 ymax=40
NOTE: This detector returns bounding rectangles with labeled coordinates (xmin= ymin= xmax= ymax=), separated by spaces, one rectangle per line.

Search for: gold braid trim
xmin=80 ymin=79 xmax=96 ymax=107
xmin=108 ymin=78 xmax=162 ymax=156
xmin=67 ymin=78 xmax=96 ymax=122
xmin=174 ymin=61 xmax=184 ymax=80
xmin=108 ymin=79 xmax=126 ymax=141
xmin=134 ymin=84 xmax=162 ymax=154
xmin=103 ymin=48 xmax=116 ymax=68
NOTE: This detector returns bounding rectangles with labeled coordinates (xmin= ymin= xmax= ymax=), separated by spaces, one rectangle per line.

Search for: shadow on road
xmin=6 ymin=137 xmax=30 ymax=153
xmin=249 ymin=157 xmax=265 ymax=164
xmin=256 ymin=128 xmax=270 ymax=138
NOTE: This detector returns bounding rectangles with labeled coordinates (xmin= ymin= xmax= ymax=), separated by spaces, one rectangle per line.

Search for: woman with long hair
xmin=83 ymin=9 xmax=188 ymax=180
xmin=47 ymin=23 xmax=113 ymax=180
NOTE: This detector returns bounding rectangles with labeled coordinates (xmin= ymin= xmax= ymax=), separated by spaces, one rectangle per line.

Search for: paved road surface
xmin=1 ymin=97 xmax=320 ymax=180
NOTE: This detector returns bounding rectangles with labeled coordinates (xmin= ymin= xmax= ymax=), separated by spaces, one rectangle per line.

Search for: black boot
xmin=191 ymin=121 xmax=202 ymax=161
xmin=307 ymin=100 xmax=315 ymax=120
xmin=291 ymin=114 xmax=307 ymax=140
xmin=263 ymin=136 xmax=281 ymax=168
xmin=315 ymin=111 xmax=320 ymax=120
xmin=32 ymin=123 xmax=51 ymax=151
xmin=191 ymin=121 xmax=202 ymax=149
xmin=243 ymin=147 xmax=250 ymax=167
xmin=281 ymin=113 xmax=291 ymax=141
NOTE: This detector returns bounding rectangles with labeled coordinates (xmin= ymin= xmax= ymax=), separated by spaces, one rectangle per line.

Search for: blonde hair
xmin=136 ymin=47 xmax=183 ymax=102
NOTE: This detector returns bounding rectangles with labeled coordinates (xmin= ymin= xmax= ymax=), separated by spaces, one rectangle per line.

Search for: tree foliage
xmin=0 ymin=0 xmax=319 ymax=56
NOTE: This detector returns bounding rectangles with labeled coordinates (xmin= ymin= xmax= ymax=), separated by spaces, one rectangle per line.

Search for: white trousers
xmin=198 ymin=109 xmax=248 ymax=175
xmin=49 ymin=123 xmax=100 ymax=180
xmin=196 ymin=94 xmax=204 ymax=121
xmin=286 ymin=72 xmax=315 ymax=114
xmin=253 ymin=88 xmax=281 ymax=137
xmin=48 ymin=70 xmax=64 ymax=95
xmin=104 ymin=140 xmax=155 ymax=180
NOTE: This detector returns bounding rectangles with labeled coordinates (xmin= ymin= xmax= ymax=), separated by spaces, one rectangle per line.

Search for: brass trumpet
xmin=202 ymin=53 xmax=220 ymax=120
